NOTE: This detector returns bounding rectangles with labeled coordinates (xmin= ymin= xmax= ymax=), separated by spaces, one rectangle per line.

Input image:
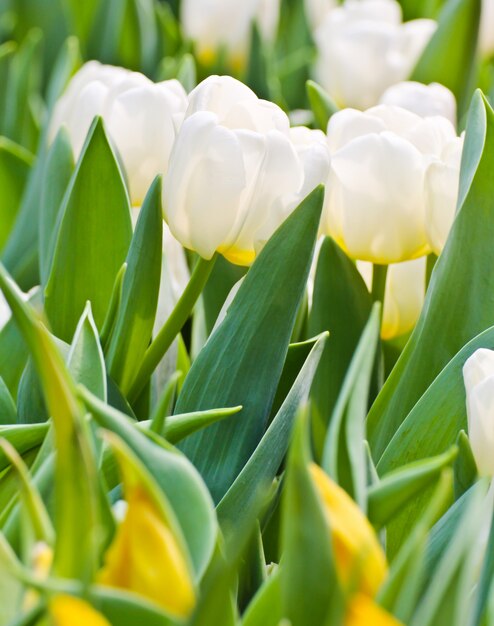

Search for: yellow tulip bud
xmin=49 ymin=595 xmax=111 ymax=626
xmin=345 ymin=593 xmax=405 ymax=626
xmin=310 ymin=463 xmax=387 ymax=596
xmin=98 ymin=485 xmax=195 ymax=618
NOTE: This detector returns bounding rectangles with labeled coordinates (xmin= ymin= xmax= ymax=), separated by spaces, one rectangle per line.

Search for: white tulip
xmin=163 ymin=76 xmax=330 ymax=265
xmin=324 ymin=104 xmax=461 ymax=264
xmin=357 ymin=257 xmax=426 ymax=339
xmin=304 ymin=0 xmax=337 ymax=30
xmin=380 ymin=81 xmax=457 ymax=125
xmin=480 ymin=0 xmax=494 ymax=57
xmin=181 ymin=0 xmax=280 ymax=69
xmin=314 ymin=0 xmax=436 ymax=110
xmin=424 ymin=135 xmax=464 ymax=255
xmin=50 ymin=61 xmax=188 ymax=206
xmin=463 ymin=348 xmax=494 ymax=476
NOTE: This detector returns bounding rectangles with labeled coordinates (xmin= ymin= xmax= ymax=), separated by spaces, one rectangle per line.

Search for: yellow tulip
xmin=49 ymin=595 xmax=111 ymax=626
xmin=98 ymin=485 xmax=195 ymax=618
xmin=310 ymin=463 xmax=388 ymax=596
xmin=345 ymin=593 xmax=405 ymax=626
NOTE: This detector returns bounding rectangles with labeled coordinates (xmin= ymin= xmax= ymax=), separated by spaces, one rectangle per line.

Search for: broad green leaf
xmin=453 ymin=430 xmax=478 ymax=500
xmin=0 ymin=423 xmax=48 ymax=473
xmin=280 ymin=412 xmax=344 ymax=626
xmin=0 ymin=377 xmax=17 ymax=424
xmin=306 ymin=80 xmax=339 ymax=131
xmin=0 ymin=137 xmax=33 ymax=253
xmin=377 ymin=325 xmax=494 ymax=555
xmin=368 ymin=92 xmax=494 ymax=459
xmin=217 ymin=333 xmax=328 ymax=534
xmin=410 ymin=0 xmax=480 ymax=116
xmin=367 ymin=447 xmax=457 ymax=529
xmin=308 ymin=237 xmax=372 ymax=458
xmin=322 ymin=304 xmax=380 ymax=510
xmin=176 ymin=187 xmax=324 ymax=503
xmin=38 ymin=127 xmax=74 ymax=285
xmin=45 ymin=117 xmax=132 ymax=342
xmin=242 ymin=570 xmax=282 ymax=626
xmin=158 ymin=406 xmax=242 ymax=445
xmin=79 ymin=387 xmax=217 ymax=580
xmin=90 ymin=587 xmax=177 ymax=626
xmin=68 ymin=302 xmax=106 ymax=401
xmin=106 ymin=177 xmax=163 ymax=395
xmin=0 ymin=263 xmax=100 ymax=581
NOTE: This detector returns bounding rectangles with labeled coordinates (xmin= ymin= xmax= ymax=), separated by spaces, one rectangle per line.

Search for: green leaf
xmin=217 ymin=333 xmax=328 ymax=534
xmin=0 ymin=377 xmax=17 ymax=424
xmin=453 ymin=430 xmax=478 ymax=500
xmin=368 ymin=92 xmax=494 ymax=459
xmin=377 ymin=324 xmax=494 ymax=555
xmin=306 ymin=80 xmax=339 ymax=131
xmin=368 ymin=447 xmax=458 ymax=529
xmin=158 ymin=406 xmax=243 ymax=445
xmin=79 ymin=386 xmax=217 ymax=580
xmin=0 ymin=137 xmax=33 ymax=253
xmin=280 ymin=411 xmax=344 ymax=626
xmin=0 ymin=423 xmax=48 ymax=473
xmin=410 ymin=0 xmax=481 ymax=116
xmin=242 ymin=570 xmax=283 ymax=626
xmin=308 ymin=237 xmax=372 ymax=458
xmin=68 ymin=302 xmax=106 ymax=401
xmin=0 ymin=532 xmax=24 ymax=625
xmin=90 ymin=587 xmax=177 ymax=626
xmin=38 ymin=127 xmax=74 ymax=285
xmin=106 ymin=177 xmax=163 ymax=395
xmin=45 ymin=117 xmax=132 ymax=342
xmin=176 ymin=186 xmax=324 ymax=503
xmin=322 ymin=304 xmax=380 ymax=510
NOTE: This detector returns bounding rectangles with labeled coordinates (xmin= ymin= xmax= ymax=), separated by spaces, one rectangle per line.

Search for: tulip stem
xmin=128 ymin=254 xmax=217 ymax=404
xmin=371 ymin=264 xmax=388 ymax=306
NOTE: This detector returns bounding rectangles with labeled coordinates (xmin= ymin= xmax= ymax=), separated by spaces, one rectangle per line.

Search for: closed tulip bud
xmin=424 ymin=134 xmax=464 ymax=256
xmin=98 ymin=484 xmax=195 ymax=617
xmin=314 ymin=0 xmax=436 ymax=110
xmin=181 ymin=0 xmax=280 ymax=70
xmin=324 ymin=104 xmax=461 ymax=264
xmin=357 ymin=257 xmax=427 ymax=340
xmin=164 ymin=76 xmax=330 ymax=265
xmin=380 ymin=82 xmax=457 ymax=125
xmin=49 ymin=596 xmax=111 ymax=626
xmin=345 ymin=594 xmax=404 ymax=626
xmin=310 ymin=463 xmax=388 ymax=596
xmin=463 ymin=349 xmax=494 ymax=476
xmin=480 ymin=0 xmax=494 ymax=57
xmin=50 ymin=61 xmax=188 ymax=206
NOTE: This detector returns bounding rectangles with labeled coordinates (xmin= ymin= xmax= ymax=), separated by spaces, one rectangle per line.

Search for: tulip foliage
xmin=2 ymin=0 xmax=494 ymax=625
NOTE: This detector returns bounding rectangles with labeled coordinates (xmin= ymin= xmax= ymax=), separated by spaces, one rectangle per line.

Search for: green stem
xmin=426 ymin=253 xmax=437 ymax=289
xmin=371 ymin=263 xmax=388 ymax=306
xmin=128 ymin=254 xmax=217 ymax=404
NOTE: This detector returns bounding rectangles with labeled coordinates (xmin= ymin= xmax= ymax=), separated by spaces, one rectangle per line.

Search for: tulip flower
xmin=380 ymin=82 xmax=457 ymax=125
xmin=357 ymin=257 xmax=427 ymax=340
xmin=49 ymin=595 xmax=111 ymax=626
xmin=480 ymin=0 xmax=494 ymax=57
xmin=310 ymin=463 xmax=388 ymax=596
xmin=50 ymin=61 xmax=188 ymax=206
xmin=313 ymin=0 xmax=436 ymax=110
xmin=463 ymin=349 xmax=494 ymax=476
xmin=304 ymin=0 xmax=336 ymax=30
xmin=323 ymin=104 xmax=462 ymax=264
xmin=98 ymin=483 xmax=195 ymax=617
xmin=346 ymin=593 xmax=404 ymax=625
xmin=181 ymin=0 xmax=280 ymax=70
xmin=163 ymin=75 xmax=330 ymax=265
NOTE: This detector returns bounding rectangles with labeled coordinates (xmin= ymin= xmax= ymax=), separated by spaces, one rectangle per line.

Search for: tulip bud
xmin=163 ymin=76 xmax=330 ymax=265
xmin=324 ymin=104 xmax=462 ymax=264
xmin=345 ymin=593 xmax=404 ymax=625
xmin=380 ymin=82 xmax=457 ymax=125
xmin=480 ymin=0 xmax=494 ymax=57
xmin=313 ymin=0 xmax=436 ymax=110
xmin=463 ymin=348 xmax=494 ymax=476
xmin=49 ymin=595 xmax=111 ymax=626
xmin=357 ymin=257 xmax=427 ymax=340
xmin=181 ymin=0 xmax=280 ymax=70
xmin=310 ymin=463 xmax=388 ymax=596
xmin=50 ymin=61 xmax=188 ymax=206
